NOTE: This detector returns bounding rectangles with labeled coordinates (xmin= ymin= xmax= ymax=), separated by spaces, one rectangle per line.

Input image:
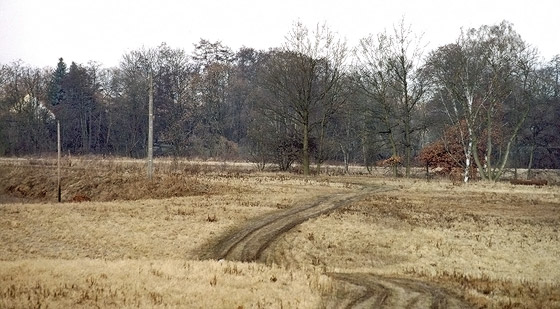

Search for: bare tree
xmin=387 ymin=20 xmax=427 ymax=177
xmin=111 ymin=47 xmax=156 ymax=157
xmin=354 ymin=20 xmax=426 ymax=177
xmin=0 ymin=61 xmax=54 ymax=155
xmin=258 ymin=22 xmax=348 ymax=175
xmin=425 ymin=21 xmax=537 ymax=182
xmin=517 ymin=55 xmax=560 ymax=177
xmin=354 ymin=32 xmax=401 ymax=176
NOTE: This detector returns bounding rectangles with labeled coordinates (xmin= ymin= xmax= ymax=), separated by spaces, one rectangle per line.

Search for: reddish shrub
xmin=377 ymin=156 xmax=403 ymax=167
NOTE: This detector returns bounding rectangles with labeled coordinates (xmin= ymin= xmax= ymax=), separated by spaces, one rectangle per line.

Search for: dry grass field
xmin=1 ymin=157 xmax=559 ymax=308
xmin=265 ymin=179 xmax=560 ymax=307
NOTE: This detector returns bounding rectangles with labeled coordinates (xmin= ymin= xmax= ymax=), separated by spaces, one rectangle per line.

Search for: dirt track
xmin=325 ymin=273 xmax=469 ymax=308
xmin=204 ymin=184 xmax=472 ymax=308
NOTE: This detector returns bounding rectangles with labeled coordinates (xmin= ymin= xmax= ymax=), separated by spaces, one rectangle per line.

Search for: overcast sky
xmin=1 ymin=0 xmax=558 ymax=68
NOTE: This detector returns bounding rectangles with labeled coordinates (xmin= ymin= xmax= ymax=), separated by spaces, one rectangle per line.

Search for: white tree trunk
xmin=463 ymin=93 xmax=474 ymax=183
xmin=464 ymin=139 xmax=472 ymax=183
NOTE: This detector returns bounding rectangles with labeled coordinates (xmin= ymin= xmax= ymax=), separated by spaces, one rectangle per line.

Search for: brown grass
xmin=265 ymin=178 xmax=560 ymax=308
xmin=1 ymin=157 xmax=559 ymax=308
xmin=0 ymin=259 xmax=324 ymax=308
xmin=0 ymin=157 xmax=348 ymax=308
xmin=0 ymin=160 xmax=217 ymax=203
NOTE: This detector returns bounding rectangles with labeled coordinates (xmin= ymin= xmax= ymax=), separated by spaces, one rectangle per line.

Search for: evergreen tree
xmin=48 ymin=58 xmax=67 ymax=106
xmin=61 ymin=62 xmax=98 ymax=153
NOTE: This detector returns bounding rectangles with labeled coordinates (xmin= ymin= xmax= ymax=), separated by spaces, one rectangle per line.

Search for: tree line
xmin=1 ymin=20 xmax=558 ymax=180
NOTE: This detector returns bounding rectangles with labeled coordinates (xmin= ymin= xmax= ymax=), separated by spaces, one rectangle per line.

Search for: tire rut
xmin=326 ymin=273 xmax=470 ymax=309
xmin=202 ymin=183 xmax=472 ymax=308
xmin=204 ymin=185 xmax=380 ymax=261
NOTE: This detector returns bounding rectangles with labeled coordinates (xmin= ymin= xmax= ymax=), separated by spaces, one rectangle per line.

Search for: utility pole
xmin=147 ymin=70 xmax=154 ymax=181
xmin=57 ymin=120 xmax=61 ymax=202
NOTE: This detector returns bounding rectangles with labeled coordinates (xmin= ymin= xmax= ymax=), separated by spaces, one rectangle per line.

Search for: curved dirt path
xmin=204 ymin=185 xmax=379 ymax=262
xmin=203 ymin=183 xmax=471 ymax=308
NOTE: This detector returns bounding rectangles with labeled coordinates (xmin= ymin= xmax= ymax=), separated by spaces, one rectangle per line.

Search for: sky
xmin=1 ymin=0 xmax=559 ymax=68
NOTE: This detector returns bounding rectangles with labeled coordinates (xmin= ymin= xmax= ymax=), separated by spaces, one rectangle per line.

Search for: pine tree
xmin=48 ymin=58 xmax=67 ymax=106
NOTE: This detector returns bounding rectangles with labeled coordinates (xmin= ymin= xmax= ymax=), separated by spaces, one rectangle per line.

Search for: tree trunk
xmin=302 ymin=120 xmax=310 ymax=176
xmin=464 ymin=95 xmax=480 ymax=182
xmin=485 ymin=108 xmax=493 ymax=180
xmin=527 ymin=144 xmax=535 ymax=179
xmin=390 ymin=137 xmax=399 ymax=177
xmin=473 ymin=107 xmax=529 ymax=182
xmin=88 ymin=109 xmax=92 ymax=152
xmin=80 ymin=115 xmax=87 ymax=153
xmin=464 ymin=137 xmax=473 ymax=183
xmin=472 ymin=137 xmax=487 ymax=181
xmin=404 ymin=120 xmax=411 ymax=177
xmin=341 ymin=144 xmax=349 ymax=174
xmin=404 ymin=104 xmax=412 ymax=177
xmin=315 ymin=117 xmax=327 ymax=175
xmin=147 ymin=71 xmax=154 ymax=181
xmin=493 ymin=139 xmax=515 ymax=181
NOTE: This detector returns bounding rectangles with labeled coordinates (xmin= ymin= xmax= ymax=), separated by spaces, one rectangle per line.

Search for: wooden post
xmin=147 ymin=70 xmax=154 ymax=181
xmin=57 ymin=121 xmax=61 ymax=202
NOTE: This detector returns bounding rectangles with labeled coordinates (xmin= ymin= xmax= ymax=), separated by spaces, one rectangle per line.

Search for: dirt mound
xmin=1 ymin=165 xmax=215 ymax=203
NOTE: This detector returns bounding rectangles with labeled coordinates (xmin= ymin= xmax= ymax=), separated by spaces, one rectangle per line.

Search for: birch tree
xmin=425 ymin=21 xmax=537 ymax=182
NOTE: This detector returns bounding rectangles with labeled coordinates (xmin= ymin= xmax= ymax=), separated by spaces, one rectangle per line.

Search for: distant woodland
xmin=1 ymin=20 xmax=559 ymax=179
